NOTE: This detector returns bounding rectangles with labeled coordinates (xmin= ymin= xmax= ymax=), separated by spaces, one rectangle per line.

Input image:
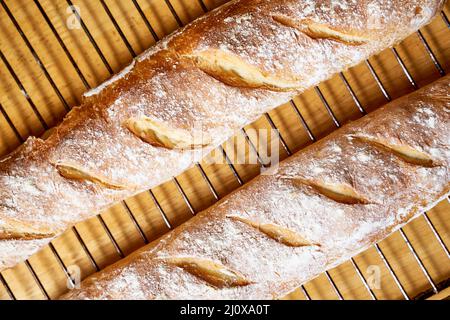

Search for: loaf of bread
xmin=0 ymin=0 xmax=444 ymax=271
xmin=61 ymin=75 xmax=450 ymax=299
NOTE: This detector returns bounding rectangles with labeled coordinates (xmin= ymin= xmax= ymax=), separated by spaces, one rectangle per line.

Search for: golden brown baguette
xmin=0 ymin=0 xmax=444 ymax=271
xmin=62 ymin=75 xmax=450 ymax=300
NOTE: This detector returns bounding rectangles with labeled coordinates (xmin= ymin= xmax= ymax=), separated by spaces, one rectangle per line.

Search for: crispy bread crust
xmin=0 ymin=0 xmax=444 ymax=270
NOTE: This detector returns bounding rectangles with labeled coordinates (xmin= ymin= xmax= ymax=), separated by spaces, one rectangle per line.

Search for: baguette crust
xmin=62 ymin=76 xmax=450 ymax=300
xmin=0 ymin=0 xmax=444 ymax=271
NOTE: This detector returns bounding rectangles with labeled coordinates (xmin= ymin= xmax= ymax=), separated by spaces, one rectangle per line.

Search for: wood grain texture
xmin=0 ymin=0 xmax=449 ymax=299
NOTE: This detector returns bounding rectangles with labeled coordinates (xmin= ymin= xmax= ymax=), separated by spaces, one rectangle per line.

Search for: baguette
xmin=62 ymin=75 xmax=450 ymax=300
xmin=0 ymin=0 xmax=444 ymax=271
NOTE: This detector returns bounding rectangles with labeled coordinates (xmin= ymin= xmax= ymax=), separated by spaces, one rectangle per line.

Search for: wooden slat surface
xmin=0 ymin=0 xmax=449 ymax=300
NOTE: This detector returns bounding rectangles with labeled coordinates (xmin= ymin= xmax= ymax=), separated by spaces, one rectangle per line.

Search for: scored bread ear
xmin=0 ymin=218 xmax=55 ymax=240
xmin=293 ymin=178 xmax=371 ymax=205
xmin=184 ymin=49 xmax=302 ymax=91
xmin=227 ymin=215 xmax=318 ymax=247
xmin=351 ymin=135 xmax=438 ymax=167
xmin=273 ymin=15 xmax=371 ymax=45
xmin=125 ymin=116 xmax=211 ymax=150
xmin=159 ymin=256 xmax=252 ymax=288
xmin=55 ymin=163 xmax=130 ymax=190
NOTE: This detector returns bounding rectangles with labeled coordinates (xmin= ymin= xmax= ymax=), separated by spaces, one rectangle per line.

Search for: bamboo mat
xmin=0 ymin=0 xmax=449 ymax=300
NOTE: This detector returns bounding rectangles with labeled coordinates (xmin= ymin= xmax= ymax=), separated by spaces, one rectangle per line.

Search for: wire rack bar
xmin=197 ymin=0 xmax=208 ymax=13
xmin=0 ymin=50 xmax=49 ymax=130
xmin=423 ymin=212 xmax=450 ymax=259
xmin=0 ymin=102 xmax=24 ymax=144
xmin=398 ymin=229 xmax=438 ymax=293
xmin=173 ymin=177 xmax=196 ymax=215
xmin=1 ymin=0 xmax=70 ymax=111
xmin=148 ymin=189 xmax=173 ymax=229
xmin=391 ymin=48 xmax=418 ymax=89
xmin=339 ymin=72 xmax=366 ymax=114
xmin=33 ymin=0 xmax=91 ymax=90
xmin=289 ymin=100 xmax=316 ymax=142
xmin=219 ymin=145 xmax=244 ymax=185
xmin=442 ymin=11 xmax=450 ymax=28
xmin=300 ymin=285 xmax=311 ymax=300
xmin=0 ymin=273 xmax=15 ymax=300
xmin=324 ymin=271 xmax=344 ymax=300
xmin=264 ymin=113 xmax=292 ymax=156
xmin=65 ymin=0 xmax=114 ymax=75
xmin=173 ymin=173 xmax=220 ymax=232
xmin=241 ymin=128 xmax=268 ymax=168
xmin=132 ymin=0 xmax=159 ymax=41
xmin=71 ymin=226 xmax=100 ymax=272
xmin=122 ymin=200 xmax=149 ymax=244
xmin=48 ymin=242 xmax=76 ymax=289
xmin=350 ymin=258 xmax=377 ymax=300
xmin=25 ymin=260 xmax=50 ymax=300
xmin=365 ymin=60 xmax=392 ymax=101
xmin=374 ymin=243 xmax=409 ymax=300
xmin=314 ymin=87 xmax=340 ymax=127
xmin=416 ymin=31 xmax=445 ymax=76
xmin=165 ymin=0 xmax=183 ymax=27
xmin=97 ymin=215 xmax=124 ymax=258
xmin=100 ymin=0 xmax=136 ymax=58
xmin=196 ymin=163 xmax=219 ymax=200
